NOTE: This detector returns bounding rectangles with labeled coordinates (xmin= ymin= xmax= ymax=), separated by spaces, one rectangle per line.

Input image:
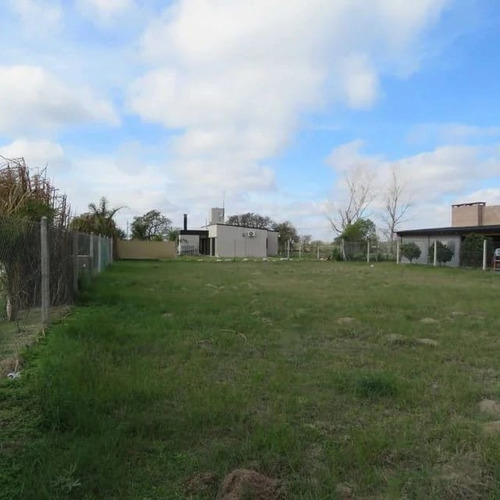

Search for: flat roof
xmin=179 ymin=230 xmax=209 ymax=236
xmin=397 ymin=224 xmax=500 ymax=237
xmin=206 ymin=223 xmax=279 ymax=232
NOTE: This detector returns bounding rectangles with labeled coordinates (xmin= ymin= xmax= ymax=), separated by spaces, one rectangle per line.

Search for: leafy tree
xmin=428 ymin=241 xmax=454 ymax=265
xmin=400 ymin=242 xmax=421 ymax=263
xmin=272 ymin=221 xmax=299 ymax=253
xmin=70 ymin=197 xmax=123 ymax=239
xmin=131 ymin=210 xmax=172 ymax=241
xmin=338 ymin=218 xmax=377 ymax=243
xmin=168 ymin=228 xmax=180 ymax=242
xmin=226 ymin=213 xmax=274 ymax=229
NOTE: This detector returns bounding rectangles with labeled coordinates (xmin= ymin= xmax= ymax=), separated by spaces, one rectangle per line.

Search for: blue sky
xmin=0 ymin=0 xmax=499 ymax=239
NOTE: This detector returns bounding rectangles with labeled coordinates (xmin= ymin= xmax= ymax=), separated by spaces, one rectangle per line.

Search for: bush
xmin=428 ymin=241 xmax=454 ymax=265
xmin=460 ymin=233 xmax=486 ymax=267
xmin=400 ymin=242 xmax=421 ymax=263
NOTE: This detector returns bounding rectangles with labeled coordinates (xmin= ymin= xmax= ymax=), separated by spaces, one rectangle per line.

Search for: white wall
xmin=210 ymin=225 xmax=268 ymax=257
xmin=267 ymin=232 xmax=279 ymax=256
xmin=401 ymin=235 xmax=461 ymax=266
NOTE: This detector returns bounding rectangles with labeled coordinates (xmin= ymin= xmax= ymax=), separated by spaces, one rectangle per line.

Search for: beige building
xmin=179 ymin=209 xmax=279 ymax=258
xmin=452 ymin=202 xmax=500 ymax=227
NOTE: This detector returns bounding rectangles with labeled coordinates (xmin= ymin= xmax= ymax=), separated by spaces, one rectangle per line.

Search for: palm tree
xmin=71 ymin=197 xmax=123 ymax=239
xmin=87 ymin=197 xmax=123 ymax=238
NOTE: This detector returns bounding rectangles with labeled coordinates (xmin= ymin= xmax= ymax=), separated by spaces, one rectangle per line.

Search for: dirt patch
xmin=338 ymin=317 xmax=355 ymax=324
xmin=335 ymin=484 xmax=354 ymax=498
xmin=420 ymin=317 xmax=439 ymax=325
xmin=186 ymin=471 xmax=218 ymax=496
xmin=479 ymin=399 xmax=500 ymax=417
xmin=416 ymin=338 xmax=439 ymax=347
xmin=217 ymin=469 xmax=281 ymax=500
xmin=385 ymin=334 xmax=414 ymax=346
xmin=438 ymin=451 xmax=487 ymax=498
xmin=482 ymin=421 xmax=500 ymax=435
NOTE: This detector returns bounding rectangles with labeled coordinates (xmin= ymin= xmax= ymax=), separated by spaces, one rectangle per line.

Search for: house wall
xmin=117 ymin=240 xmax=176 ymax=260
xmin=400 ymin=235 xmax=461 ymax=267
xmin=209 ymin=225 xmax=268 ymax=258
xmin=267 ymin=232 xmax=279 ymax=256
xmin=483 ymin=205 xmax=500 ymax=225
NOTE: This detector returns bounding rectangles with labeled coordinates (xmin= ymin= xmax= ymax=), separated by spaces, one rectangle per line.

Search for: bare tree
xmin=328 ymin=166 xmax=376 ymax=234
xmin=380 ymin=166 xmax=412 ymax=246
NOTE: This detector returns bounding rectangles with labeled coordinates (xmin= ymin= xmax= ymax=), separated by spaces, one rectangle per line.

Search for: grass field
xmin=2 ymin=260 xmax=500 ymax=499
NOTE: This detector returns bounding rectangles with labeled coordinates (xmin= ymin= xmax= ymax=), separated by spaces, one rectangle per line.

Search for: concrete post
xmin=73 ymin=232 xmax=78 ymax=293
xmin=483 ymin=239 xmax=488 ymax=271
xmin=433 ymin=240 xmax=438 ymax=267
xmin=41 ymin=217 xmax=50 ymax=326
xmin=396 ymin=238 xmax=401 ymax=264
xmin=110 ymin=237 xmax=114 ymax=264
xmin=89 ymin=232 xmax=94 ymax=275
xmin=287 ymin=239 xmax=290 ymax=259
xmin=97 ymin=234 xmax=102 ymax=272
xmin=367 ymin=241 xmax=370 ymax=263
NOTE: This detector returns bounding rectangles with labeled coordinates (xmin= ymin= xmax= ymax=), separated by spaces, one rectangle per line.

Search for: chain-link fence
xmin=0 ymin=216 xmax=113 ymax=376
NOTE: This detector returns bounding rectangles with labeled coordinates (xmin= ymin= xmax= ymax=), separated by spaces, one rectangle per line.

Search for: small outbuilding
xmin=179 ymin=208 xmax=279 ymax=258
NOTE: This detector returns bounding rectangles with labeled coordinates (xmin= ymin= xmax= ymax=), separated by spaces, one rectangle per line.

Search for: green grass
xmin=2 ymin=260 xmax=500 ymax=499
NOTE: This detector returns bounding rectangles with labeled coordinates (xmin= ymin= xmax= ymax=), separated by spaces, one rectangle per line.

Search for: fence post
xmin=287 ymin=239 xmax=290 ymax=259
xmin=41 ymin=217 xmax=50 ymax=326
xmin=110 ymin=237 xmax=114 ymax=264
xmin=433 ymin=240 xmax=438 ymax=267
xmin=317 ymin=244 xmax=320 ymax=261
xmin=367 ymin=240 xmax=370 ymax=263
xmin=396 ymin=238 xmax=401 ymax=264
xmin=97 ymin=234 xmax=102 ymax=272
xmin=89 ymin=232 xmax=94 ymax=275
xmin=73 ymin=232 xmax=79 ymax=293
xmin=483 ymin=239 xmax=488 ymax=271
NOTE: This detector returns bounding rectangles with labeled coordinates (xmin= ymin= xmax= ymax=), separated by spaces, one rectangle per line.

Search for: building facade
xmin=397 ymin=202 xmax=500 ymax=267
xmin=179 ymin=209 xmax=279 ymax=258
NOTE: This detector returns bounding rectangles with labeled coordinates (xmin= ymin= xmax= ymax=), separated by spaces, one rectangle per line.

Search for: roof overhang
xmin=397 ymin=225 xmax=500 ymax=237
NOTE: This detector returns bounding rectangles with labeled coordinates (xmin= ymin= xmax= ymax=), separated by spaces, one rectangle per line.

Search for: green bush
xmin=428 ymin=241 xmax=454 ymax=265
xmin=401 ymin=242 xmax=421 ymax=263
xmin=460 ymin=233 xmax=486 ymax=267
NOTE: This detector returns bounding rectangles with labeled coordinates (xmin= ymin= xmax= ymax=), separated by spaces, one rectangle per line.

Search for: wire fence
xmin=0 ymin=216 xmax=113 ymax=376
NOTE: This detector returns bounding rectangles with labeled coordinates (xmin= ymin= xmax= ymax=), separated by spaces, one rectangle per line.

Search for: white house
xmin=179 ymin=208 xmax=279 ymax=258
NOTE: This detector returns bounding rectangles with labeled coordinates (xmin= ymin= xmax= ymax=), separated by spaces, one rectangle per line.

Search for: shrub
xmin=428 ymin=241 xmax=454 ymax=265
xmin=400 ymin=242 xmax=421 ymax=263
xmin=460 ymin=233 xmax=486 ymax=267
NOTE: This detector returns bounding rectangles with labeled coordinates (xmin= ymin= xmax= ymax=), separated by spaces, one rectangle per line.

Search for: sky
xmin=0 ymin=0 xmax=499 ymax=239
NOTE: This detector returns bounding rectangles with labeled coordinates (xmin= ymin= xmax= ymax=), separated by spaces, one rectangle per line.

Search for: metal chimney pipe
xmin=183 ymin=214 xmax=188 ymax=231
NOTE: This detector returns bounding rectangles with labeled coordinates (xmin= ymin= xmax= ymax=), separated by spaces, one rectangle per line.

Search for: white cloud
xmin=0 ymin=139 xmax=67 ymax=171
xmin=8 ymin=0 xmax=62 ymax=33
xmin=77 ymin=0 xmax=135 ymax=21
xmin=0 ymin=66 xmax=119 ymax=134
xmin=130 ymin=0 xmax=450 ymax=195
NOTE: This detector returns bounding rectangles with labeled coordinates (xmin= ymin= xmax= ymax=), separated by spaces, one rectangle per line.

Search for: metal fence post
xmin=41 ymin=217 xmax=50 ymax=326
xmin=97 ymin=234 xmax=102 ymax=273
xmin=73 ymin=232 xmax=79 ymax=293
xmin=433 ymin=240 xmax=438 ymax=267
